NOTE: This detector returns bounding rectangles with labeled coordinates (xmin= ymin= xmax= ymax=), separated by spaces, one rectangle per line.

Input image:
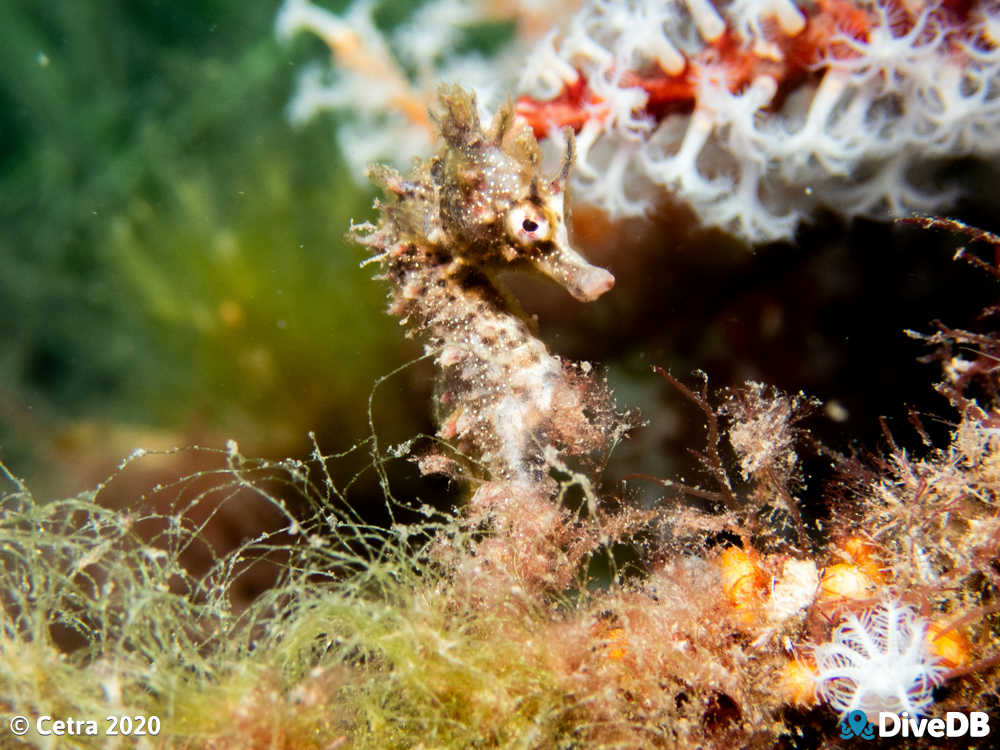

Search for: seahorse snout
xmin=531 ymin=244 xmax=615 ymax=302
xmin=571 ymin=265 xmax=615 ymax=301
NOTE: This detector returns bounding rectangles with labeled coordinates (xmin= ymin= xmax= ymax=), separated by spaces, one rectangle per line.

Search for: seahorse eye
xmin=506 ymin=201 xmax=552 ymax=246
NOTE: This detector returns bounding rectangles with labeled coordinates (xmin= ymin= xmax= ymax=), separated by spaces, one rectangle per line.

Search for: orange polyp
xmin=778 ymin=659 xmax=818 ymax=708
xmin=838 ymin=535 xmax=878 ymax=565
xmin=600 ymin=626 xmax=628 ymax=661
xmin=926 ymin=621 xmax=971 ymax=670
xmin=834 ymin=536 xmax=885 ymax=583
xmin=818 ymin=562 xmax=879 ymax=602
xmin=718 ymin=547 xmax=767 ymax=622
xmin=591 ymin=618 xmax=630 ymax=663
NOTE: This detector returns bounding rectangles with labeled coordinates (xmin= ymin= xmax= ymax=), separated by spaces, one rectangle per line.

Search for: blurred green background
xmin=0 ymin=0 xmax=425 ymax=498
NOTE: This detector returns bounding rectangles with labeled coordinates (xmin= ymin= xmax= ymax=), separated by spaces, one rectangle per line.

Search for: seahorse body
xmin=352 ymin=86 xmax=624 ymax=488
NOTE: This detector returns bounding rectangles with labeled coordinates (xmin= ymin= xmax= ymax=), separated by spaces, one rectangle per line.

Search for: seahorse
xmin=351 ymin=85 xmax=626 ymax=490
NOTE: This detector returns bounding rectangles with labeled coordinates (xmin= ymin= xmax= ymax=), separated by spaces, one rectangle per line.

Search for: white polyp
xmin=519 ymin=30 xmax=581 ymax=99
xmin=652 ymin=34 xmax=687 ymax=76
xmin=748 ymin=75 xmax=779 ymax=109
xmin=685 ymin=0 xmax=727 ymax=42
xmin=814 ymin=600 xmax=946 ymax=722
xmin=771 ymin=0 xmax=807 ymax=36
xmin=798 ymin=70 xmax=848 ymax=140
xmin=648 ymin=108 xmax=714 ymax=185
xmin=771 ymin=70 xmax=852 ymax=175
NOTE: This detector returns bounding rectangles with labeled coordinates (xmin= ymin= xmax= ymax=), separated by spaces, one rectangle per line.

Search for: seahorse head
xmin=430 ymin=85 xmax=614 ymax=302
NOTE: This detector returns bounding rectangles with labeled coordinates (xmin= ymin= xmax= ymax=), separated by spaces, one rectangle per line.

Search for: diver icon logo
xmin=839 ymin=710 xmax=875 ymax=740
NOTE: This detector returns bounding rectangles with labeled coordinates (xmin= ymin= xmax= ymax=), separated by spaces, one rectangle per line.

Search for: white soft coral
xmin=517 ymin=0 xmax=1000 ymax=242
xmin=814 ymin=600 xmax=946 ymax=721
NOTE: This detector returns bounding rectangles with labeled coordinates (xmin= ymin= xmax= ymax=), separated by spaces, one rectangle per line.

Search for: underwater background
xmin=3 ymin=0 xmax=997 ymax=509
xmin=2 ymin=1 xmax=1000 ymax=748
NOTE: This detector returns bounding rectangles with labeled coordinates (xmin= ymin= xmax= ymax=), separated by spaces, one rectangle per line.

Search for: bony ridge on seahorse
xmin=351 ymin=85 xmax=627 ymax=491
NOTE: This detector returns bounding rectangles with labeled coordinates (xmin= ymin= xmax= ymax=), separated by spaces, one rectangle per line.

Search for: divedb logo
xmin=838 ymin=709 xmax=991 ymax=740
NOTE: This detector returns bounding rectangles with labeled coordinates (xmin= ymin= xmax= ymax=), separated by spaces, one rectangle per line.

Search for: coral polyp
xmin=814 ymin=600 xmax=946 ymax=720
